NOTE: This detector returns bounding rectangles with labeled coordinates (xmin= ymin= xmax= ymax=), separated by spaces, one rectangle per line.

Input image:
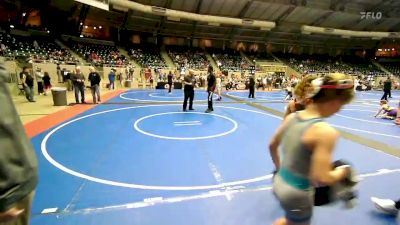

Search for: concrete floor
xmin=12 ymin=82 xmax=133 ymax=124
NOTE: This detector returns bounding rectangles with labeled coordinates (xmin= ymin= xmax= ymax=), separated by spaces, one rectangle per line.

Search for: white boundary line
xmin=134 ymin=111 xmax=238 ymax=140
xmin=336 ymin=113 xmax=395 ymax=126
xmin=41 ymin=104 xmax=279 ymax=190
xmin=120 ymin=91 xmax=217 ymax=102
xmin=42 ymin=168 xmax=400 ymax=214
xmin=41 ymin=104 xmax=399 ymax=191
xmin=332 ymin=125 xmax=400 ymax=139
xmin=226 ymin=92 xmax=285 ymax=100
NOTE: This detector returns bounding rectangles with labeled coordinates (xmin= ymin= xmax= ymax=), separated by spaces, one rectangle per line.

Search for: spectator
xmin=108 ymin=68 xmax=116 ymax=90
xmin=56 ymin=64 xmax=62 ymax=83
xmin=20 ymin=67 xmax=35 ymax=102
xmin=64 ymin=70 xmax=73 ymax=91
xmin=167 ymin=71 xmax=173 ymax=93
xmin=71 ymin=66 xmax=86 ymax=104
xmin=381 ymin=77 xmax=392 ymax=101
xmin=0 ymin=62 xmax=38 ymax=225
xmin=88 ymin=66 xmax=101 ymax=104
xmin=42 ymin=72 xmax=51 ymax=96
xmin=35 ymin=68 xmax=44 ymax=95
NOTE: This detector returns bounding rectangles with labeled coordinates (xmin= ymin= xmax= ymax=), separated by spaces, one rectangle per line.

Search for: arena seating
xmin=129 ymin=45 xmax=167 ymax=68
xmin=166 ymin=46 xmax=209 ymax=70
xmin=277 ymin=53 xmax=385 ymax=76
xmin=0 ymin=33 xmax=78 ymax=64
xmin=208 ymin=48 xmax=245 ymax=71
xmin=68 ymin=42 xmax=127 ymax=66
xmin=380 ymin=62 xmax=400 ymax=76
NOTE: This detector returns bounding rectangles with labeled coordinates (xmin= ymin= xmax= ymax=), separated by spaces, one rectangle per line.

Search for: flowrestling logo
xmin=360 ymin=12 xmax=382 ymax=20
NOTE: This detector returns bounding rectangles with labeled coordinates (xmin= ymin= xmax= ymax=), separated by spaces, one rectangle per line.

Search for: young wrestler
xmin=284 ymin=75 xmax=318 ymax=118
xmin=269 ymin=73 xmax=354 ymax=225
xmin=374 ymin=100 xmax=398 ymax=120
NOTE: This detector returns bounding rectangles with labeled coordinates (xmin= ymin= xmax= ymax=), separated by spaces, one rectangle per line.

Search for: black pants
xmin=207 ymin=90 xmax=214 ymax=110
xmin=248 ymin=87 xmax=255 ymax=98
xmin=74 ymin=84 xmax=85 ymax=103
xmin=388 ymin=89 xmax=392 ymax=98
xmin=37 ymin=82 xmax=44 ymax=94
xmin=168 ymin=82 xmax=172 ymax=93
xmin=381 ymin=89 xmax=390 ymax=101
xmin=183 ymin=87 xmax=194 ymax=110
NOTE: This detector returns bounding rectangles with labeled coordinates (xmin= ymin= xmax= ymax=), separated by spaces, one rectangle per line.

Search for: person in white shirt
xmin=35 ymin=68 xmax=44 ymax=95
xmin=216 ymin=74 xmax=222 ymax=101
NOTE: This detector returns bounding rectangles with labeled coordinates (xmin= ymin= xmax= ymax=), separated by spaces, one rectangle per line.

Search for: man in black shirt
xmin=167 ymin=71 xmax=173 ymax=93
xmin=248 ymin=75 xmax=255 ymax=98
xmin=206 ymin=66 xmax=216 ymax=113
xmin=88 ymin=66 xmax=101 ymax=104
xmin=183 ymin=70 xmax=195 ymax=111
xmin=71 ymin=66 xmax=86 ymax=104
xmin=381 ymin=77 xmax=392 ymax=101
xmin=20 ymin=67 xmax=35 ymax=102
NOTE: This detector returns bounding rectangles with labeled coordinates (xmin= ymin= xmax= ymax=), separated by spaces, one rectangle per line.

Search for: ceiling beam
xmin=238 ymin=0 xmax=254 ymax=18
xmin=156 ymin=0 xmax=173 ymax=33
xmin=227 ymin=0 xmax=254 ymax=41
xmin=275 ymin=5 xmax=296 ymax=22
xmin=255 ymin=0 xmax=400 ymax=19
xmin=190 ymin=0 xmax=204 ymax=38
xmin=329 ymin=0 xmax=348 ymax=11
xmin=310 ymin=11 xmax=335 ymax=26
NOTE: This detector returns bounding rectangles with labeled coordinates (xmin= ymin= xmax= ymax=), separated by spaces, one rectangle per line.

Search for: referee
xmin=206 ymin=66 xmax=216 ymax=113
xmin=183 ymin=70 xmax=195 ymax=111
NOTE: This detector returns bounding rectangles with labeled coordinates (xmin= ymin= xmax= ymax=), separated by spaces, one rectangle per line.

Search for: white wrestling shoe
xmin=371 ymin=197 xmax=399 ymax=215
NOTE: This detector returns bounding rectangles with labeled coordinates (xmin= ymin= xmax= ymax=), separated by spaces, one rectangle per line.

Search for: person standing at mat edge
xmin=71 ymin=66 xmax=86 ymax=104
xmin=183 ymin=69 xmax=195 ymax=112
xmin=167 ymin=71 xmax=173 ymax=93
xmin=269 ymin=73 xmax=354 ymax=225
xmin=381 ymin=76 xmax=392 ymax=101
xmin=0 ymin=63 xmax=38 ymax=225
xmin=88 ymin=66 xmax=101 ymax=104
xmin=248 ymin=75 xmax=255 ymax=99
xmin=206 ymin=66 xmax=216 ymax=113
xmin=19 ymin=67 xmax=35 ymax=102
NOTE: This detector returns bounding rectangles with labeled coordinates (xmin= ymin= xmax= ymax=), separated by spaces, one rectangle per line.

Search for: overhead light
xmin=80 ymin=34 xmax=84 ymax=38
xmin=99 ymin=26 xmax=102 ymax=29
xmin=378 ymin=49 xmax=382 ymax=51
xmin=22 ymin=12 xmax=26 ymax=17
xmin=80 ymin=22 xmax=83 ymax=25
xmin=152 ymin=6 xmax=166 ymax=14
xmin=47 ymin=30 xmax=50 ymax=33
xmin=94 ymin=27 xmax=97 ymax=29
xmin=392 ymin=48 xmax=395 ymax=50
xmin=10 ymin=25 xmax=14 ymax=28
xmin=242 ymin=19 xmax=254 ymax=25
xmin=85 ymin=26 xmax=88 ymax=29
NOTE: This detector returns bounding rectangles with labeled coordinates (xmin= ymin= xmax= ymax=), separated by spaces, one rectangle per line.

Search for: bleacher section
xmin=166 ymin=46 xmax=208 ymax=70
xmin=208 ymin=48 xmax=249 ymax=72
xmin=67 ymin=42 xmax=128 ymax=66
xmin=0 ymin=33 xmax=78 ymax=64
xmin=276 ymin=53 xmax=385 ymax=77
xmin=129 ymin=45 xmax=167 ymax=69
xmin=380 ymin=62 xmax=400 ymax=76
